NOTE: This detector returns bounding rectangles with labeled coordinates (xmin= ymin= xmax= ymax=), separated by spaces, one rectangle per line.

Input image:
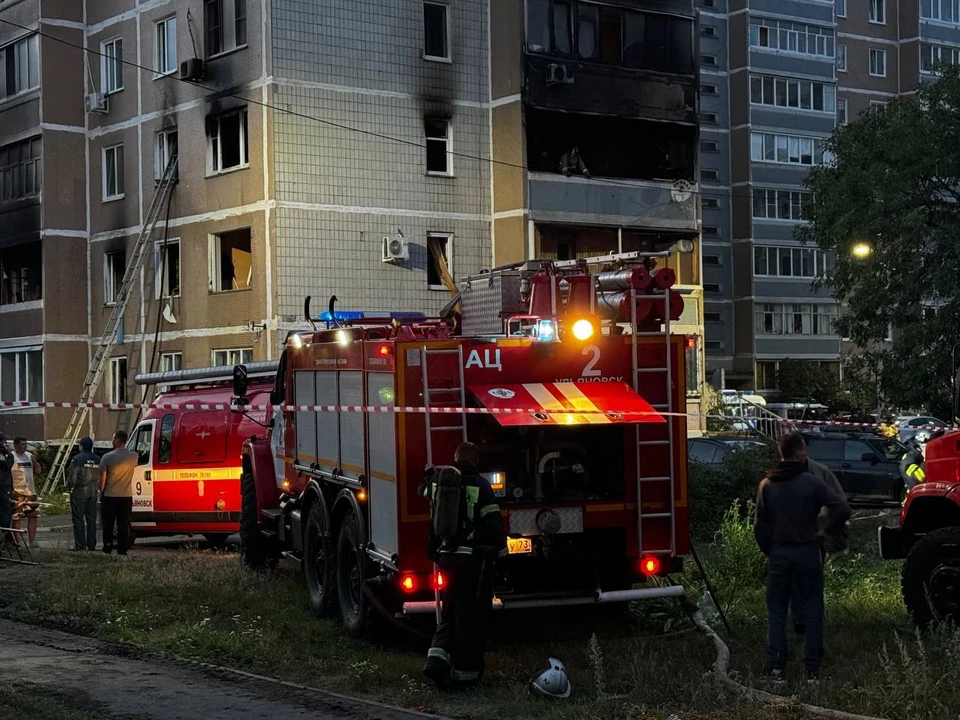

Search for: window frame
xmin=0 ymin=347 xmax=42 ymax=403
xmin=101 ymin=37 xmax=124 ymax=94
xmin=207 ymin=228 xmax=253 ymax=293
xmin=211 ymin=348 xmax=253 ymax=366
xmin=748 ymin=18 xmax=835 ymax=59
xmin=869 ymin=48 xmax=887 ymax=77
xmin=102 ymin=144 xmax=125 ymax=201
xmin=426 ymin=232 xmax=454 ymax=291
xmin=155 ymin=238 xmax=181 ymax=299
xmin=0 ymin=136 xmax=42 ymax=202
xmin=750 ymin=131 xmax=826 ymax=166
xmin=204 ymin=0 xmax=248 ymax=59
xmin=206 ymin=108 xmax=249 ymax=175
xmin=424 ymin=116 xmax=453 ymax=176
xmin=154 ymin=128 xmax=178 ymax=181
xmin=160 ymin=352 xmax=183 ymax=373
xmin=108 ymin=356 xmax=128 ymax=405
xmin=837 ymin=97 xmax=848 ymax=124
xmin=0 ymin=34 xmax=40 ymax=99
xmin=869 ymin=0 xmax=886 ymax=24
xmin=836 ymin=0 xmax=846 ymax=17
xmin=104 ymin=250 xmax=126 ymax=306
xmin=422 ymin=1 xmax=452 ymax=63
xmin=749 ymin=72 xmax=835 ymax=114
xmin=837 ymin=43 xmax=847 ymax=71
xmin=155 ymin=15 xmax=177 ymax=76
xmin=753 ymin=244 xmax=826 ymax=278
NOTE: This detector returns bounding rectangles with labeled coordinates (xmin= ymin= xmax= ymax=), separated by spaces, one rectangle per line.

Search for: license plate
xmin=507 ymin=537 xmax=532 ymax=555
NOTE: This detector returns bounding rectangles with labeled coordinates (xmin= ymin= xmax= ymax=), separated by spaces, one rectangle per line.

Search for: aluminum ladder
xmin=420 ymin=345 xmax=468 ymax=467
xmin=630 ymin=278 xmax=678 ymax=557
xmin=44 ymin=156 xmax=179 ymax=493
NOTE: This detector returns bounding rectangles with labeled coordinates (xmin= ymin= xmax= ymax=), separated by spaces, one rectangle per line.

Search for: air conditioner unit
xmin=85 ymin=92 xmax=108 ymax=114
xmin=546 ymin=63 xmax=574 ymax=86
xmin=179 ymin=57 xmax=205 ymax=82
xmin=381 ymin=236 xmax=409 ymax=263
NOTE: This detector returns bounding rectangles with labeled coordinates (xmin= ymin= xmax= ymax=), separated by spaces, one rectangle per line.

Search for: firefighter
xmin=900 ymin=428 xmax=943 ymax=491
xmin=67 ymin=437 xmax=101 ymax=551
xmin=419 ymin=442 xmax=506 ymax=689
xmin=559 ymin=147 xmax=591 ymax=178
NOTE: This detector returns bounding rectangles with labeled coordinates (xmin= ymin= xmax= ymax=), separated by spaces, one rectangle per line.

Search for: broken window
xmin=156 ymin=239 xmax=180 ymax=298
xmin=207 ymin=108 xmax=248 ymax=173
xmin=425 ymin=117 xmax=452 ymax=175
xmin=423 ymin=2 xmax=450 ymax=61
xmin=208 ymin=228 xmax=252 ymax=292
xmin=205 ymin=0 xmax=246 ymax=57
xmin=104 ymin=250 xmax=126 ymax=304
xmin=427 ymin=233 xmax=453 ymax=290
xmin=0 ymin=241 xmax=41 ymax=305
xmin=155 ymin=128 xmax=178 ymax=180
xmin=0 ymin=136 xmax=41 ymax=202
xmin=624 ymin=12 xmax=694 ymax=74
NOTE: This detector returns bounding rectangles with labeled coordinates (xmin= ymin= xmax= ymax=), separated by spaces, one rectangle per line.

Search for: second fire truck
xmin=238 ymin=252 xmax=692 ymax=635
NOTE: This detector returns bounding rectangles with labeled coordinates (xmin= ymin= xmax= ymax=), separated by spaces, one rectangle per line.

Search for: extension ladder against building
xmin=43 ymin=156 xmax=179 ymax=494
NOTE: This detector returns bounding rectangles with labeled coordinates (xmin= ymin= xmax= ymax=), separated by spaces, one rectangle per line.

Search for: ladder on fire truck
xmin=420 ymin=345 xmax=468 ymax=466
xmin=43 ymin=157 xmax=179 ymax=494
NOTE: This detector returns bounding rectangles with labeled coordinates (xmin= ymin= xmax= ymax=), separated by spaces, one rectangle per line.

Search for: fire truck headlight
xmin=336 ymin=330 xmax=349 ymax=346
xmin=572 ymin=319 xmax=594 ymax=341
xmin=290 ymin=333 xmax=303 ymax=350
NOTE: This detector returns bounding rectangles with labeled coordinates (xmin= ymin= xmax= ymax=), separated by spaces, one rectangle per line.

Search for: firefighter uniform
xmin=418 ymin=457 xmax=506 ymax=688
xmin=900 ymin=447 xmax=926 ymax=490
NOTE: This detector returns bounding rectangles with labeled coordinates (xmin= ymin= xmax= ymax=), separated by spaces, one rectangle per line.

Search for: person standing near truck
xmin=99 ymin=431 xmax=137 ymax=558
xmin=67 ymin=437 xmax=100 ymax=551
xmin=10 ymin=436 xmax=41 ymax=547
xmin=755 ymin=432 xmax=850 ymax=684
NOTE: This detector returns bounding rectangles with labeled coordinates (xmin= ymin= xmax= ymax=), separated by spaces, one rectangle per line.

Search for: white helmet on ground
xmin=531 ymin=657 xmax=572 ymax=698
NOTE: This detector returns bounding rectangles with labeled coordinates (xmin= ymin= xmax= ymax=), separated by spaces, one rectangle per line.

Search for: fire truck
xmin=238 ymin=252 xmax=691 ymax=635
xmin=126 ymin=365 xmax=277 ymax=545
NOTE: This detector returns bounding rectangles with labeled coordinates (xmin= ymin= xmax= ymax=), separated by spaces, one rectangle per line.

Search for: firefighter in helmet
xmin=900 ymin=428 xmax=943 ymax=492
xmin=418 ymin=441 xmax=506 ymax=689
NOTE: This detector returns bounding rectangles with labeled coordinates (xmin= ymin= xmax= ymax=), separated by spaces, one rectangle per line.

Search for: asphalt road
xmin=0 ymin=618 xmax=438 ymax=720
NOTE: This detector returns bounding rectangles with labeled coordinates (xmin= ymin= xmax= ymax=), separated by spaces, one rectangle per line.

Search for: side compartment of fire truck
xmin=241 ymin=256 xmax=691 ymax=636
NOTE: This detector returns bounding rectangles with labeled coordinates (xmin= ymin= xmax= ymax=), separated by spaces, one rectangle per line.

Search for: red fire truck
xmin=126 ymin=364 xmax=278 ymax=545
xmin=238 ymin=253 xmax=691 ymax=635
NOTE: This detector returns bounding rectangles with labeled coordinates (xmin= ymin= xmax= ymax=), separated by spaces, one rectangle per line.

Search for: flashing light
xmin=400 ymin=575 xmax=417 ymax=593
xmin=282 ymin=478 xmax=292 ymax=491
xmin=357 ymin=489 xmax=367 ymax=502
xmin=640 ymin=555 xmax=662 ymax=576
xmin=537 ymin=319 xmax=558 ymax=342
xmin=851 ymin=242 xmax=873 ymax=259
xmin=572 ymin=319 xmax=595 ymax=341
xmin=377 ymin=343 xmax=391 ymax=357
xmin=336 ymin=329 xmax=349 ymax=346
xmin=378 ymin=386 xmax=396 ymax=404
xmin=290 ymin=333 xmax=304 ymax=349
xmin=319 ymin=310 xmax=427 ymax=322
xmin=433 ymin=572 xmax=446 ymax=590
xmin=686 ymin=336 xmax=696 ymax=350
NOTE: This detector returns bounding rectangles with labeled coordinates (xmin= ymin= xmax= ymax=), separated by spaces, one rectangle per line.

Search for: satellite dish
xmin=162 ymin=301 xmax=178 ymax=324
xmin=671 ymin=179 xmax=693 ymax=203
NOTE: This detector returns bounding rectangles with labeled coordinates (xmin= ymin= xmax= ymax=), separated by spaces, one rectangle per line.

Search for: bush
xmin=709 ymin=501 xmax=767 ymax=600
xmin=688 ymin=444 xmax=776 ymax=541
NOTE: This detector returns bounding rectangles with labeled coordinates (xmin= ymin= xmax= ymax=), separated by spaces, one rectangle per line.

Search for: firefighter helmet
xmin=914 ymin=428 xmax=936 ymax=446
xmin=531 ymin=658 xmax=572 ymax=698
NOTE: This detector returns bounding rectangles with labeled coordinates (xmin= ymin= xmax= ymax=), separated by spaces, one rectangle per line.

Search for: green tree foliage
xmin=798 ymin=67 xmax=960 ymax=418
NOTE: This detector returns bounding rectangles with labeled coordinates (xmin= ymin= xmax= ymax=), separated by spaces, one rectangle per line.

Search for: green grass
xmin=40 ymin=492 xmax=71 ymax=516
xmin=9 ymin=509 xmax=959 ymax=720
xmin=0 ymin=682 xmax=139 ymax=720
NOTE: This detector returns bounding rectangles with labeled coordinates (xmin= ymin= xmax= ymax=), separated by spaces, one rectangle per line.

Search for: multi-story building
xmin=699 ymin=0 xmax=960 ymax=394
xmin=0 ymin=0 xmax=704 ymax=443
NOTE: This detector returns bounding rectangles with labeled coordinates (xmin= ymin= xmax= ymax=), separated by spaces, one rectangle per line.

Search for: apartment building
xmin=0 ymin=0 xmax=704 ymax=443
xmin=699 ymin=0 xmax=960 ymax=394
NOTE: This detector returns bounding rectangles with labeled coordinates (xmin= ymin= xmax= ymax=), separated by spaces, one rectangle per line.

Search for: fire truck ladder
xmin=44 ymin=157 xmax=179 ymax=494
xmin=420 ymin=345 xmax=468 ymax=467
xmin=631 ymin=274 xmax=677 ymax=558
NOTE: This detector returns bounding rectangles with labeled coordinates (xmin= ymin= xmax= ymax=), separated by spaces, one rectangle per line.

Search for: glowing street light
xmin=851 ymin=242 xmax=873 ymax=259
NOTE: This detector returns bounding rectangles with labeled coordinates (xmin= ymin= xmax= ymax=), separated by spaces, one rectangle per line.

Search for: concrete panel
xmin=0 ymin=304 xmax=41 ymax=337
xmin=733 ymin=296 xmax=755 ymax=359
xmin=87 ymin=19 xmax=139 ymax=129
xmin=749 ymin=0 xmax=834 ymax=23
xmin=41 ymin=0 xmax=82 ymax=22
xmin=753 ymin=220 xmax=806 ymax=243
xmin=42 ymin=339 xmax=89 ymax=438
xmin=729 ymin=127 xmax=750 ymax=186
xmin=729 ymin=70 xmax=749 ymax=126
xmin=752 ymin=164 xmax=812 ymax=186
xmin=0 ymin=0 xmax=38 ymax=47
xmin=728 ymin=12 xmax=747 ymax=69
xmin=491 ymin=0 xmax=522 ymax=99
xmin=492 ymin=101 xmax=525 ymax=213
xmin=836 ymin=2 xmax=897 ymax=39
xmin=85 ymin=0 xmax=136 ymax=27
xmin=493 ymin=214 xmax=525 ymax=266
xmin=0 ymin=200 xmax=40 ymax=248
xmin=43 ymin=131 xmax=86 ymax=231
xmin=527 ymin=174 xmax=698 ymax=231
xmin=0 ymin=93 xmax=40 ymax=138
xmin=750 ymin=107 xmax=837 ymax=134
xmin=835 ymin=38 xmax=898 ymax=94
xmin=39 ymin=27 xmax=85 ymax=128
xmin=42 ymin=235 xmax=88 ymax=334
xmin=1 ymin=412 xmax=43 ymax=442
xmin=754 ymin=278 xmax=831 ymax=298
xmin=755 ymin=336 xmax=840 ymax=357
xmin=749 ymin=51 xmax=835 ymax=79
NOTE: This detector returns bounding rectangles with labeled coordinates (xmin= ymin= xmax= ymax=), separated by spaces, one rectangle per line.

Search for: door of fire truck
xmin=128 ymin=420 xmax=157 ymax=527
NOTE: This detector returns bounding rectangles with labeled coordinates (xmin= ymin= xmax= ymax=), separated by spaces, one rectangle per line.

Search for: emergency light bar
xmin=318 ymin=310 xmax=427 ymax=323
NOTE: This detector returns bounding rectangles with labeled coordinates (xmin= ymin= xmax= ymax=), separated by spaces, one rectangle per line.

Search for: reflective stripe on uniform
xmin=907 ymin=464 xmax=926 ymax=482
xmin=479 ymin=504 xmax=499 ymax=518
xmin=465 ymin=485 xmax=479 ymax=522
xmin=427 ymin=647 xmax=452 ymax=664
xmin=452 ymin=668 xmax=480 ymax=681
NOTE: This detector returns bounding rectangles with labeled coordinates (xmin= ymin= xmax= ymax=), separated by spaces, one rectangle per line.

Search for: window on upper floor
xmin=750 ymin=73 xmax=836 ymax=113
xmin=205 ymin=0 xmax=247 ymax=58
xmin=870 ymin=48 xmax=886 ymax=76
xmin=103 ymin=144 xmax=125 ymax=200
xmin=104 ymin=250 xmax=126 ymax=305
xmin=423 ymin=2 xmax=451 ymax=61
xmin=208 ymin=228 xmax=252 ymax=292
xmin=752 ymin=189 xmax=810 ymax=222
xmin=526 ymin=0 xmax=694 ymax=74
xmin=701 ymin=25 xmax=718 ymax=38
xmin=757 ymin=303 xmax=837 ymax=336
xmin=425 ymin=117 xmax=453 ymax=175
xmin=701 ymin=53 xmax=718 ymax=66
xmin=751 ymin=131 xmax=827 ymax=166
xmin=754 ymin=245 xmax=827 ymax=278
xmin=700 ymin=168 xmax=719 ymax=181
xmin=837 ymin=43 xmax=847 ymax=71
xmin=836 ymin=0 xmax=846 ymax=17
xmin=0 ymin=242 xmax=42 ymax=306
xmin=749 ymin=18 xmax=834 ymax=59
xmin=702 ymin=196 xmax=720 ymax=208
xmin=427 ymin=233 xmax=454 ymax=290
xmin=160 ymin=352 xmax=183 ymax=373
xmin=0 ymin=137 xmax=41 ymax=202
xmin=0 ymin=348 xmax=42 ymax=402
xmin=837 ymin=97 xmax=848 ymax=124
xmin=206 ymin=108 xmax=248 ymax=174
xmin=0 ymin=34 xmax=39 ymax=98
xmin=155 ymin=239 xmax=180 ymax=299
xmin=869 ymin=0 xmax=885 ymax=23
xmin=156 ymin=16 xmax=178 ymax=75
xmin=920 ymin=42 xmax=960 ymax=73
xmin=101 ymin=37 xmax=123 ymax=94
xmin=108 ymin=357 xmax=127 ymax=404
xmin=155 ymin=128 xmax=178 ymax=181
xmin=922 ymin=0 xmax=960 ymax=21
xmin=212 ymin=348 xmax=252 ymax=366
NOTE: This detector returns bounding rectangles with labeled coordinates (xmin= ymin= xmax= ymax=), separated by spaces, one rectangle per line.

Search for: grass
xmin=6 ymin=508 xmax=959 ymax=720
xmin=0 ymin=682 xmax=142 ymax=720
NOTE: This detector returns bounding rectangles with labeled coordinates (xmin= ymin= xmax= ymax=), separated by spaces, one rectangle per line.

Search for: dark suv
xmin=801 ymin=432 xmax=908 ymax=501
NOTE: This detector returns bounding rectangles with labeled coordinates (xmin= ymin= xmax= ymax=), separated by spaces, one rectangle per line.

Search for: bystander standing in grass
xmin=99 ymin=431 xmax=137 ymax=559
xmin=10 ymin=436 xmax=41 ymax=548
xmin=67 ymin=437 xmax=101 ymax=552
xmin=754 ymin=431 xmax=850 ymax=684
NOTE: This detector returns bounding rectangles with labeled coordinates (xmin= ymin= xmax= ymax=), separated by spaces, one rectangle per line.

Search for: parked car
xmin=802 ymin=432 xmax=908 ymax=501
xmin=897 ymin=416 xmax=949 ymax=443
xmin=687 ymin=437 xmax=766 ymax=469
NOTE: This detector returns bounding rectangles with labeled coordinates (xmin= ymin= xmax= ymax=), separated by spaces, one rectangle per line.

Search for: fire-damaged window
xmin=0 ymin=137 xmax=41 ymax=201
xmin=0 ymin=241 xmax=41 ymax=305
xmin=206 ymin=108 xmax=248 ymax=174
xmin=427 ymin=233 xmax=453 ymax=290
xmin=208 ymin=228 xmax=252 ymax=292
xmin=425 ymin=117 xmax=452 ymax=175
xmin=526 ymin=108 xmax=695 ymax=182
xmin=155 ymin=239 xmax=180 ymax=298
xmin=526 ymin=0 xmax=693 ymax=74
xmin=109 ymin=357 xmax=127 ymax=404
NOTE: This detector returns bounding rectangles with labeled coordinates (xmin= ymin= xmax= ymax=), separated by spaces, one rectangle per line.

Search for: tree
xmin=798 ymin=66 xmax=960 ymax=418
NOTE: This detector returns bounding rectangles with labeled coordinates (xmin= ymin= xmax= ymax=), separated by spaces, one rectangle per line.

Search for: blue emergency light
xmin=318 ymin=310 xmax=427 ymax=322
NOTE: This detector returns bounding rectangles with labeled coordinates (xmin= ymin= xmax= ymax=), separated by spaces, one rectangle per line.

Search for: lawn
xmin=5 ymin=509 xmax=958 ymax=720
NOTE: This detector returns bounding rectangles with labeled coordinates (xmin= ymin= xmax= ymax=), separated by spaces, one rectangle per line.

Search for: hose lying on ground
xmin=691 ymin=611 xmax=888 ymax=720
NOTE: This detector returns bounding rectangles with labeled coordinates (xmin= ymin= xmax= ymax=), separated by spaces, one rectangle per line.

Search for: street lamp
xmin=851 ymin=242 xmax=873 ymax=259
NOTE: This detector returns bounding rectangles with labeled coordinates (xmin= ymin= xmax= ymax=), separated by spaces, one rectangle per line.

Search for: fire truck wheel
xmin=901 ymin=526 xmax=960 ymax=628
xmin=336 ymin=512 xmax=372 ymax=638
xmin=240 ymin=470 xmax=275 ymax=569
xmin=304 ymin=502 xmax=337 ymax=618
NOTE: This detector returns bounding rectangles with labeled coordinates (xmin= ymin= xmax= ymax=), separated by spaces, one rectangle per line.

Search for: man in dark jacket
xmin=0 ymin=434 xmax=14 ymax=541
xmin=67 ymin=437 xmax=100 ymax=551
xmin=419 ymin=442 xmax=506 ymax=689
xmin=755 ymin=432 xmax=850 ymax=683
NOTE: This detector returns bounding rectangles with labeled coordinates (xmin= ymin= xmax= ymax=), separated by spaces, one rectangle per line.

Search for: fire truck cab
xmin=128 ymin=363 xmax=277 ymax=544
xmin=240 ymin=253 xmax=691 ymax=635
